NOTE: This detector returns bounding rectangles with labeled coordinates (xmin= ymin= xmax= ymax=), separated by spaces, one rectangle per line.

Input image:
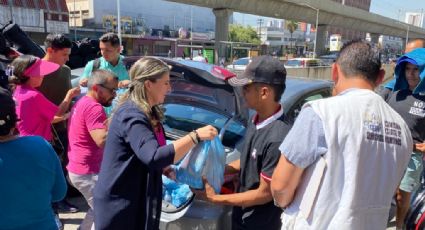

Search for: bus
xmin=329 ymin=34 xmax=343 ymax=52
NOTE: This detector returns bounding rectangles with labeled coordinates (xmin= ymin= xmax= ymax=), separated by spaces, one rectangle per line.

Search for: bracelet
xmin=194 ymin=130 xmax=201 ymax=143
xmin=188 ymin=131 xmax=198 ymax=145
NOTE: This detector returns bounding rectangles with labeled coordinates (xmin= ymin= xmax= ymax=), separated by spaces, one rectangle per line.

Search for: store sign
xmin=46 ymin=20 xmax=69 ymax=33
xmin=102 ymin=15 xmax=133 ymax=34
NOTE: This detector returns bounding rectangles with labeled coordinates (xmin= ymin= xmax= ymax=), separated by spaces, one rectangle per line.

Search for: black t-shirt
xmin=386 ymin=89 xmax=425 ymax=144
xmin=232 ymin=112 xmax=292 ymax=230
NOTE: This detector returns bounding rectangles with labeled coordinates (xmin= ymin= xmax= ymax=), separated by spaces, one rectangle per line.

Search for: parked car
xmin=226 ymin=57 xmax=251 ymax=72
xmin=70 ymin=57 xmax=333 ymax=230
xmin=284 ymin=58 xmax=323 ymax=68
xmin=319 ymin=53 xmax=338 ymax=66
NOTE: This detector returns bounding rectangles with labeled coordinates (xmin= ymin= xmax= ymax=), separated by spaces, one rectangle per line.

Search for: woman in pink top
xmin=9 ymin=55 xmax=80 ymax=141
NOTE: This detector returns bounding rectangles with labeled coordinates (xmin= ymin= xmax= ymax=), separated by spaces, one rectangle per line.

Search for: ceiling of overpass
xmin=167 ymin=0 xmax=425 ymax=38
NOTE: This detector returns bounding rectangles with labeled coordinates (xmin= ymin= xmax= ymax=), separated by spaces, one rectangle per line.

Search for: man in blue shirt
xmin=79 ymin=33 xmax=130 ymax=88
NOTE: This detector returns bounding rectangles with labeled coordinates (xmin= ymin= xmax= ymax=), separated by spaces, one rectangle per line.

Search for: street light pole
xmin=190 ymin=5 xmax=193 ymax=57
xmin=73 ymin=0 xmax=77 ymax=41
xmin=314 ymin=8 xmax=319 ymax=58
xmin=406 ymin=25 xmax=409 ymax=47
xmin=117 ymin=0 xmax=122 ymax=47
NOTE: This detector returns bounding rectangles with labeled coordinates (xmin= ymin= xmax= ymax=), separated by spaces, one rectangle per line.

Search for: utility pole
xmin=257 ymin=18 xmax=264 ymax=38
xmin=73 ymin=0 xmax=77 ymax=41
xmin=117 ymin=0 xmax=122 ymax=48
xmin=190 ymin=5 xmax=193 ymax=57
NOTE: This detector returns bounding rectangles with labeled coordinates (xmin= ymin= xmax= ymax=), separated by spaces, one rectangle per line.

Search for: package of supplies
xmin=175 ymin=136 xmax=225 ymax=193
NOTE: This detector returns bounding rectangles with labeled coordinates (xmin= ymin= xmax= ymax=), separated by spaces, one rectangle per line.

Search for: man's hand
xmin=163 ymin=166 xmax=176 ymax=180
xmin=415 ymin=142 xmax=425 ymax=153
xmin=193 ymin=177 xmax=218 ymax=203
xmin=79 ymin=78 xmax=88 ymax=87
xmin=118 ymin=80 xmax=131 ymax=88
xmin=203 ymin=177 xmax=218 ymax=202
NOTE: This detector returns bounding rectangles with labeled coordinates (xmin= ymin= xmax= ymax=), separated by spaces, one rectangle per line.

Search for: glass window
xmin=285 ymin=60 xmax=302 ymax=66
xmin=163 ymin=104 xmax=245 ymax=148
xmin=234 ymin=58 xmax=249 ymax=65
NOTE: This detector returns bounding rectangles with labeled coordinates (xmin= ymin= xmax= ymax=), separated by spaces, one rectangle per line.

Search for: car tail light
xmin=301 ymin=60 xmax=305 ymax=67
xmin=212 ymin=66 xmax=236 ymax=80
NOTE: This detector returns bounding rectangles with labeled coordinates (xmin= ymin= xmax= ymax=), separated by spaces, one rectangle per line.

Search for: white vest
xmin=281 ymin=89 xmax=412 ymax=230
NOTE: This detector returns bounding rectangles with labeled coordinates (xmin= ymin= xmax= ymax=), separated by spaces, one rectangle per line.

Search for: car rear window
xmin=163 ymin=104 xmax=245 ymax=148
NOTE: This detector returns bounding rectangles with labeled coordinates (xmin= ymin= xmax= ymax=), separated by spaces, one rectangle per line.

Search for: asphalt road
xmin=60 ymin=196 xmax=397 ymax=230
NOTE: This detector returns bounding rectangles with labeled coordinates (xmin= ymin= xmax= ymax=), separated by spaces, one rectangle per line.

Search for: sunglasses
xmin=97 ymin=84 xmax=117 ymax=94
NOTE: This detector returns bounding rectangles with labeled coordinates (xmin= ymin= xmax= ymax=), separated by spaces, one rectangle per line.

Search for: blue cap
xmin=397 ymin=57 xmax=418 ymax=66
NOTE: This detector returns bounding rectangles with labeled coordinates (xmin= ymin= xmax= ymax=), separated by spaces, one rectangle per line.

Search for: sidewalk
xmin=59 ymin=197 xmax=89 ymax=230
xmin=59 ymin=195 xmax=398 ymax=230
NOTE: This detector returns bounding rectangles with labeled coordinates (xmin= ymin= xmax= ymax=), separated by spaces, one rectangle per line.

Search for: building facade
xmin=405 ymin=12 xmax=425 ymax=28
xmin=65 ymin=0 xmax=215 ymax=56
xmin=259 ymin=19 xmax=316 ymax=57
xmin=0 ymin=0 xmax=69 ymax=43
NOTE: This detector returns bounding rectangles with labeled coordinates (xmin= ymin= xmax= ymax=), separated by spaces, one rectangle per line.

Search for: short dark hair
xmin=44 ymin=33 xmax=72 ymax=50
xmin=99 ymin=33 xmax=120 ymax=47
xmin=336 ymin=40 xmax=381 ymax=83
xmin=254 ymin=83 xmax=285 ymax=102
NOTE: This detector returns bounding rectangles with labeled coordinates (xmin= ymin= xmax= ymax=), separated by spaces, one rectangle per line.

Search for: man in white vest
xmin=271 ymin=41 xmax=413 ymax=230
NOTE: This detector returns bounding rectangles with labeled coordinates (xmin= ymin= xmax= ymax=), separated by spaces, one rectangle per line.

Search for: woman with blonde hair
xmin=94 ymin=57 xmax=218 ymax=229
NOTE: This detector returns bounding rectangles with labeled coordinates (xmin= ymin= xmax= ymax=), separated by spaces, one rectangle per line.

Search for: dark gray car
xmin=70 ymin=58 xmax=333 ymax=230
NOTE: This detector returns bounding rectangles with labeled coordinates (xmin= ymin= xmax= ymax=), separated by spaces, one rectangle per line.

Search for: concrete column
xmin=213 ymin=8 xmax=233 ymax=64
xmin=401 ymin=38 xmax=407 ymax=52
xmin=316 ymin=24 xmax=329 ymax=56
xmin=370 ymin=33 xmax=380 ymax=47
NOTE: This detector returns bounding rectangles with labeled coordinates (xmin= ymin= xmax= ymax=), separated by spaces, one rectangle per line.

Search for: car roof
xmin=288 ymin=58 xmax=320 ymax=61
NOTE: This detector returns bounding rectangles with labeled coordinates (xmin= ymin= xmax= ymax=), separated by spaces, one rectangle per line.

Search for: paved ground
xmin=60 ymin=197 xmax=89 ymax=230
xmin=60 ymin=195 xmax=397 ymax=230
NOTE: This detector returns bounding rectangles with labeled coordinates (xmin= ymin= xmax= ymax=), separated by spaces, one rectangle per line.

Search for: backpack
xmin=92 ymin=58 xmax=101 ymax=72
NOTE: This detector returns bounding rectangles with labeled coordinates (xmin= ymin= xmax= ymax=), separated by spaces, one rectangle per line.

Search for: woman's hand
xmin=195 ymin=125 xmax=218 ymax=141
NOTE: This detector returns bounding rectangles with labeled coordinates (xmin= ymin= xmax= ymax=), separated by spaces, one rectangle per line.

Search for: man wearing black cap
xmin=202 ymin=55 xmax=291 ymax=230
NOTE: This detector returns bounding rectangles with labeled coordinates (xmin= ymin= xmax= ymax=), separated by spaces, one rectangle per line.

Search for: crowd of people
xmin=0 ymin=31 xmax=424 ymax=230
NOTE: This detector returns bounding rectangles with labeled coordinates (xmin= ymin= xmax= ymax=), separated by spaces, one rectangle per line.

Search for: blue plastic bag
xmin=175 ymin=136 xmax=225 ymax=193
xmin=162 ymin=175 xmax=193 ymax=208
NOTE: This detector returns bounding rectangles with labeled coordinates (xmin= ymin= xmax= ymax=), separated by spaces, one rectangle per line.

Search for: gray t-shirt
xmin=279 ymin=106 xmax=328 ymax=169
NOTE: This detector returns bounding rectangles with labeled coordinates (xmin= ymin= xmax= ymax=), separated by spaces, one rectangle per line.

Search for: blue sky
xmin=233 ymin=0 xmax=425 ymax=26
xmin=370 ymin=0 xmax=424 ymax=20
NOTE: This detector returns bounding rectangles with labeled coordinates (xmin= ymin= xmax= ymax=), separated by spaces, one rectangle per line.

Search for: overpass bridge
xmin=167 ymin=0 xmax=425 ymax=61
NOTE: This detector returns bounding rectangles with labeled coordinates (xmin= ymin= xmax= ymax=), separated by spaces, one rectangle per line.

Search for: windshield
xmin=234 ymin=58 xmax=249 ymax=65
xmin=163 ymin=104 xmax=246 ymax=148
xmin=285 ymin=60 xmax=302 ymax=66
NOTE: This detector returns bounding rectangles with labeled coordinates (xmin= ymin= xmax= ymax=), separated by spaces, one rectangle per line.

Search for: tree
xmin=286 ymin=20 xmax=298 ymax=54
xmin=228 ymin=25 xmax=261 ymax=45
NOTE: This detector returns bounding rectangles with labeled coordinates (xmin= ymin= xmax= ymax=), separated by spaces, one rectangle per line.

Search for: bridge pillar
xmin=213 ymin=8 xmax=233 ymax=64
xmin=316 ymin=24 xmax=329 ymax=56
xmin=370 ymin=33 xmax=380 ymax=47
xmin=401 ymin=38 xmax=407 ymax=52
